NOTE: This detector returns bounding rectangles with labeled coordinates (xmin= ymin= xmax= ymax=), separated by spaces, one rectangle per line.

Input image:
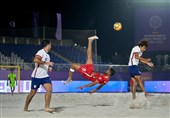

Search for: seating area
xmin=53 ymin=45 xmax=85 ymax=63
xmin=53 ymin=45 xmax=96 ymax=63
xmin=0 ymin=43 xmax=67 ymax=63
xmin=0 ymin=52 xmax=24 ymax=65
xmin=49 ymin=52 xmax=68 ymax=63
xmin=0 ymin=43 xmax=95 ymax=64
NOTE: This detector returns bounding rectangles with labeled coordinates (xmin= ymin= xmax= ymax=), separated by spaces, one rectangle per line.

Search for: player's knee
xmin=70 ymin=63 xmax=77 ymax=71
xmin=30 ymin=90 xmax=36 ymax=96
xmin=133 ymin=83 xmax=137 ymax=88
xmin=132 ymin=80 xmax=137 ymax=87
xmin=46 ymin=90 xmax=52 ymax=95
xmin=71 ymin=63 xmax=76 ymax=68
xmin=136 ymin=78 xmax=142 ymax=84
xmin=30 ymin=93 xmax=36 ymax=97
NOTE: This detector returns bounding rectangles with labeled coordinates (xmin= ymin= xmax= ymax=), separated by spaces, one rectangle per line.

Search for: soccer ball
xmin=113 ymin=22 xmax=122 ymax=31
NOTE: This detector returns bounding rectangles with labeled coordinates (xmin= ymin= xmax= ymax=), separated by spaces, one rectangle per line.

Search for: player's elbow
xmin=135 ymin=55 xmax=140 ymax=59
xmin=33 ymin=57 xmax=39 ymax=63
xmin=33 ymin=58 xmax=36 ymax=63
xmin=94 ymin=81 xmax=99 ymax=84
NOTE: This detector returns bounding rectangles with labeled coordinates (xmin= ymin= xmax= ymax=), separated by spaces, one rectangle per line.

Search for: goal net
xmin=0 ymin=65 xmax=21 ymax=93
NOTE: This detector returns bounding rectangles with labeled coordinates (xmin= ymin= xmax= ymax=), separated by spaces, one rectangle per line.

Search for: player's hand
xmin=146 ymin=58 xmax=152 ymax=62
xmin=77 ymin=86 xmax=85 ymax=90
xmin=45 ymin=62 xmax=54 ymax=66
xmin=147 ymin=62 xmax=154 ymax=67
xmin=89 ymin=90 xmax=96 ymax=94
xmin=48 ymin=67 xmax=52 ymax=72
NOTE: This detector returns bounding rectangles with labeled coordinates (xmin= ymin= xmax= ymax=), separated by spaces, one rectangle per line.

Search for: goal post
xmin=0 ymin=65 xmax=21 ymax=93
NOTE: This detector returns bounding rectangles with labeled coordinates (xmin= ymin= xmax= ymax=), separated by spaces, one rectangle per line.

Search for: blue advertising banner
xmin=0 ymin=80 xmax=128 ymax=93
xmin=1 ymin=80 xmax=169 ymax=93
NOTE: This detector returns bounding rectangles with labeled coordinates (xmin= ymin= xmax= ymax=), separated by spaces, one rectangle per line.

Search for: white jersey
xmin=31 ymin=49 xmax=50 ymax=78
xmin=128 ymin=46 xmax=142 ymax=66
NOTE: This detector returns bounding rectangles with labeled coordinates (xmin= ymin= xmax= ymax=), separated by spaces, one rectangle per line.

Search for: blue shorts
xmin=128 ymin=65 xmax=141 ymax=77
xmin=31 ymin=77 xmax=52 ymax=90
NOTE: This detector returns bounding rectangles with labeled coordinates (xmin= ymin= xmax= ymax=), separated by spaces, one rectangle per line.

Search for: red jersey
xmin=78 ymin=64 xmax=109 ymax=84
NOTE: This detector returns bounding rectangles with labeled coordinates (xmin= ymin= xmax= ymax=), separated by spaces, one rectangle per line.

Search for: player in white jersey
xmin=128 ymin=40 xmax=154 ymax=99
xmin=24 ymin=40 xmax=54 ymax=112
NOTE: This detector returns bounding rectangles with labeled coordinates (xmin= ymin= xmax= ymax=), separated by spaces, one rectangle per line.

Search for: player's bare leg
xmin=24 ymin=89 xmax=37 ymax=111
xmin=86 ymin=36 xmax=98 ymax=64
xmin=43 ymin=83 xmax=55 ymax=112
xmin=64 ymin=36 xmax=98 ymax=84
xmin=64 ymin=63 xmax=80 ymax=84
xmin=134 ymin=75 xmax=149 ymax=96
xmin=131 ymin=77 xmax=137 ymax=99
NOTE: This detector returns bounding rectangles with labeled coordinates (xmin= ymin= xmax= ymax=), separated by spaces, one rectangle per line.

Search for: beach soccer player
xmin=64 ymin=36 xmax=115 ymax=94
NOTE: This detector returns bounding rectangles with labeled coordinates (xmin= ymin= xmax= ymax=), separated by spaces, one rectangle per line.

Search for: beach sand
xmin=0 ymin=93 xmax=169 ymax=118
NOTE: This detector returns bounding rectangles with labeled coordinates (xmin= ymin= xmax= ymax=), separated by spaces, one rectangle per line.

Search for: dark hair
xmin=42 ymin=40 xmax=51 ymax=48
xmin=138 ymin=40 xmax=148 ymax=48
xmin=109 ymin=68 xmax=115 ymax=76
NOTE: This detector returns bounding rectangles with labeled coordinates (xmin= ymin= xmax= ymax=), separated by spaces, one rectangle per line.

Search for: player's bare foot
xmin=24 ymin=107 xmax=28 ymax=112
xmin=62 ymin=79 xmax=72 ymax=84
xmin=44 ymin=108 xmax=55 ymax=113
xmin=88 ymin=36 xmax=98 ymax=41
xmin=129 ymin=99 xmax=136 ymax=109
xmin=145 ymin=93 xmax=153 ymax=97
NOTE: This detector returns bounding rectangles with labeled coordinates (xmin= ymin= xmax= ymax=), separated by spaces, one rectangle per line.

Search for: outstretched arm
xmin=89 ymin=84 xmax=105 ymax=94
xmin=33 ymin=56 xmax=54 ymax=66
xmin=77 ymin=81 xmax=98 ymax=89
xmin=134 ymin=53 xmax=154 ymax=67
xmin=140 ymin=59 xmax=154 ymax=67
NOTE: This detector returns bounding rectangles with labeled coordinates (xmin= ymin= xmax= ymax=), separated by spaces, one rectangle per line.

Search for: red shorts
xmin=78 ymin=64 xmax=96 ymax=82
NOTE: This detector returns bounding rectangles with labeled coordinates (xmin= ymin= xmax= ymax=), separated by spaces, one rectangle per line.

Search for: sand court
xmin=0 ymin=93 xmax=169 ymax=118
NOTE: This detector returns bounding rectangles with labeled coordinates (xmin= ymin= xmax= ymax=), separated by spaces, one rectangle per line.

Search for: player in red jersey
xmin=64 ymin=36 xmax=115 ymax=94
